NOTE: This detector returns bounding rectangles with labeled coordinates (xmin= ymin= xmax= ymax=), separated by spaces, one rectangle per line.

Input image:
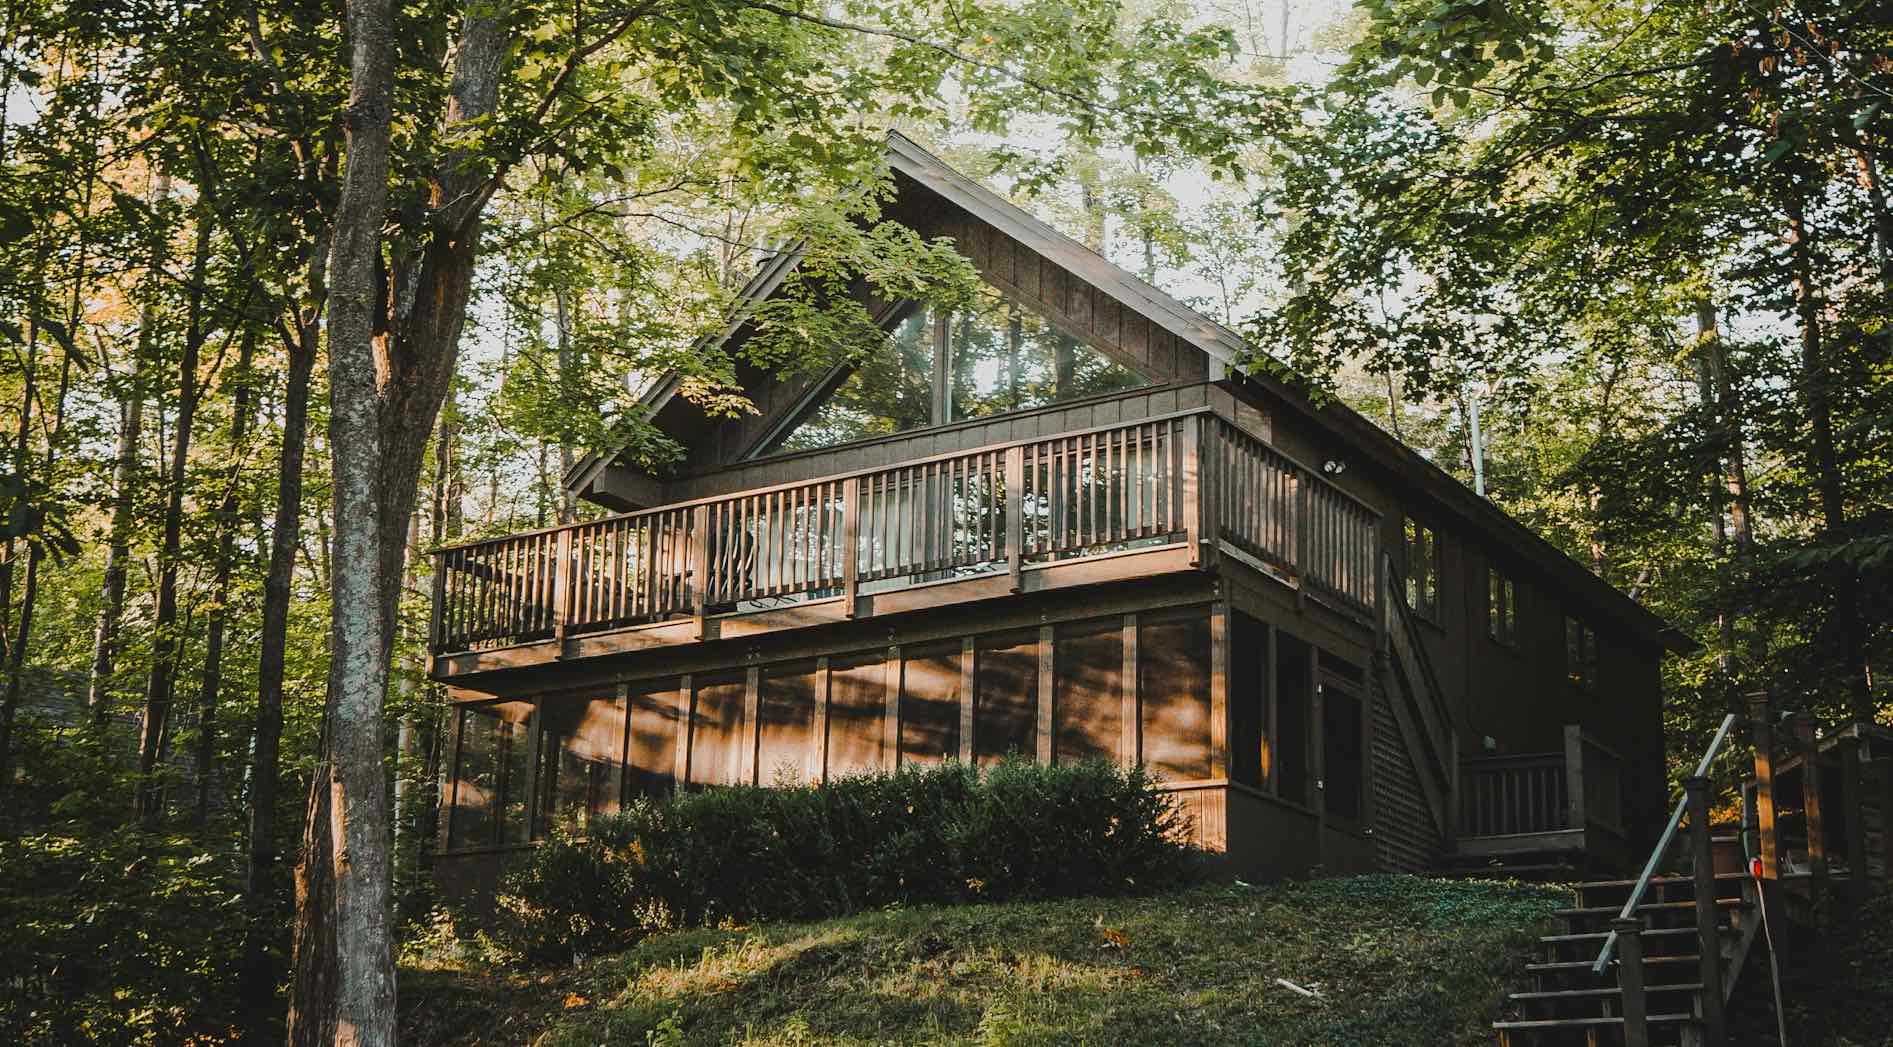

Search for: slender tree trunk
xmin=555 ymin=287 xmax=576 ymax=524
xmin=287 ymin=0 xmax=397 ymax=1035
xmin=248 ymin=326 xmax=316 ymax=897
xmin=87 ymin=172 xmax=163 ymax=724
xmin=133 ymin=211 xmax=214 ymax=824
xmin=193 ymin=326 xmax=258 ymax=823
xmin=1786 ymin=203 xmax=1871 ymax=722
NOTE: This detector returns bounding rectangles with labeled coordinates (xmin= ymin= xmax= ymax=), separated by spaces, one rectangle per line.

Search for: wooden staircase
xmin=1492 ymin=872 xmax=1761 ymax=1046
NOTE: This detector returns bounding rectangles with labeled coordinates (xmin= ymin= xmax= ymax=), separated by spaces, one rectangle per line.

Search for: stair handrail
xmin=1590 ymin=712 xmax=1740 ymax=976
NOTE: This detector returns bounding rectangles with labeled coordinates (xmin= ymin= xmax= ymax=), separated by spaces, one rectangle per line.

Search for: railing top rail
xmin=434 ymin=404 xmax=1377 ymax=556
xmin=1590 ymin=712 xmax=1739 ymax=976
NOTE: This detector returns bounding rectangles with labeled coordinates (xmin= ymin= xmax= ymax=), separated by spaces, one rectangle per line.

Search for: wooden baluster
xmin=842 ymin=477 xmax=860 ymax=617
xmin=553 ymin=528 xmax=572 ymax=646
xmin=690 ymin=505 xmax=709 ymax=639
xmin=1685 ymin=775 xmax=1727 ymax=1044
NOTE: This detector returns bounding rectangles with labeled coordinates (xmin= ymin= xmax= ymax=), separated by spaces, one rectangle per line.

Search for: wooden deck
xmin=429 ymin=407 xmax=1381 ymax=681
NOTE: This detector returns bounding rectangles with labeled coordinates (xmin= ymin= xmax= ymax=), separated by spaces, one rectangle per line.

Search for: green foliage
xmin=0 ymin=830 xmax=281 ymax=1046
xmin=491 ymin=759 xmax=1195 ymax=965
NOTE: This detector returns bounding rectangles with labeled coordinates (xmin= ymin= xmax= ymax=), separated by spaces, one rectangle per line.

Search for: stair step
xmin=1552 ymin=898 xmax=1747 ymax=918
xmin=1493 ymin=1014 xmax=1696 ymax=1031
xmin=1575 ymin=873 xmax=1746 ymax=889
xmin=1527 ymin=955 xmax=1700 ymax=973
xmin=1509 ymin=983 xmax=1703 ymax=1002
xmin=1541 ymin=927 xmax=1700 ymax=944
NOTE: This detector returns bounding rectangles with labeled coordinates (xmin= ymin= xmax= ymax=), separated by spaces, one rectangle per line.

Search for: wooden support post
xmin=884 ymin=644 xmax=902 ymax=770
xmin=1796 ymin=713 xmax=1828 ymax=899
xmin=1684 ymin=775 xmax=1727 ymax=1045
xmin=1120 ymin=614 xmax=1139 ymax=768
xmin=674 ymin=674 xmax=694 ymax=792
xmin=742 ymin=665 xmax=761 ymax=786
xmin=958 ymin=638 xmax=976 ymax=765
xmin=1208 ymin=600 xmax=1229 ymax=780
xmin=841 ymin=477 xmax=860 ymax=617
xmin=1839 ymin=733 xmax=1867 ymax=906
xmin=1037 ymin=625 xmax=1054 ymax=765
xmin=1749 ymin=692 xmax=1778 ymax=879
xmin=1004 ymin=446 xmax=1024 ymax=592
xmin=1563 ymin=724 xmax=1587 ymax=833
xmin=810 ymin=658 xmax=831 ymax=784
xmin=1612 ymin=916 xmax=1651 ymax=1047
xmin=524 ymin=697 xmax=546 ymax=841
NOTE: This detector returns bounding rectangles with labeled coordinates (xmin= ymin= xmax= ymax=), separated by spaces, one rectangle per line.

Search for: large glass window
xmin=536 ymin=693 xmax=629 ymax=838
xmin=775 ymin=310 xmax=935 ymax=452
xmin=448 ymin=701 xmax=532 ymax=849
xmin=973 ymin=630 xmax=1040 ymax=765
xmin=1321 ymin=679 xmax=1364 ymax=821
xmin=900 ymin=641 xmax=964 ymax=766
xmin=1054 ymin=617 xmax=1123 ymax=765
xmin=947 ymin=292 xmax=1149 ymax=422
xmin=773 ymin=289 xmax=1152 ymax=454
xmin=1138 ymin=608 xmax=1212 ymax=781
xmin=1273 ymin=633 xmax=1312 ymax=805
xmin=1566 ymin=617 xmax=1597 ymax=689
xmin=1489 ymin=569 xmax=1518 ymax=646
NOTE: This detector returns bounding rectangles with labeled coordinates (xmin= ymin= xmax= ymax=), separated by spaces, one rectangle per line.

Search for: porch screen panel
xmin=627 ymin=678 xmax=684 ymax=799
xmin=448 ymin=706 xmax=498 ymax=848
xmin=536 ymin=693 xmax=628 ymax=835
xmin=974 ymin=630 xmax=1039 ymax=764
xmin=1274 ymin=633 xmax=1312 ymax=805
xmin=1228 ymin=611 xmax=1268 ymax=789
xmin=827 ymin=653 xmax=887 ymax=776
xmin=900 ymin=641 xmax=962 ymax=766
xmin=758 ymin=662 xmax=819 ymax=784
xmin=686 ymin=674 xmax=746 ymax=787
xmin=1053 ymin=617 xmax=1122 ymax=764
xmin=1138 ymin=608 xmax=1212 ymax=781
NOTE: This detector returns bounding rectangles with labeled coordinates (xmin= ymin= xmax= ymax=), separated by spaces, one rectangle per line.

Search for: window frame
xmin=1487 ymin=568 xmax=1518 ymax=647
xmin=1402 ymin=516 xmax=1439 ymax=622
xmin=1565 ymin=617 xmax=1598 ymax=690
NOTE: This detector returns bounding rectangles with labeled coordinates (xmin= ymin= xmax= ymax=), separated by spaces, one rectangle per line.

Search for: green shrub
xmin=494 ymin=759 xmax=1195 ymax=964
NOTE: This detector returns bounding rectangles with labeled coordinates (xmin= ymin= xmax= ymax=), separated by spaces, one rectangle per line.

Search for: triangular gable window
xmin=772 ymin=287 xmax=1153 ymax=454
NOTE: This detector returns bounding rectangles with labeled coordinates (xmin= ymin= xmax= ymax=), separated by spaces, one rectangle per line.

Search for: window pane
xmin=974 ymin=631 xmax=1040 ymax=764
xmin=776 ymin=309 xmax=935 ymax=452
xmin=1322 ymin=686 xmax=1364 ymax=820
xmin=828 ymin=652 xmax=888 ymax=777
xmin=1139 ymin=609 xmax=1212 ymax=781
xmin=758 ymin=662 xmax=819 ymax=785
xmin=686 ymin=674 xmax=746 ymax=788
xmin=1054 ymin=618 xmax=1122 ymax=765
xmin=498 ymin=704 xmax=532 ymax=844
xmin=947 ymin=292 xmax=1150 ymax=422
xmin=900 ymin=641 xmax=964 ymax=766
xmin=1229 ymin=612 xmax=1267 ymax=789
xmin=627 ymin=679 xmax=684 ymax=800
xmin=1274 ymin=633 xmax=1311 ymax=804
xmin=449 ymin=707 xmax=498 ymax=849
xmin=536 ymin=694 xmax=629 ymax=836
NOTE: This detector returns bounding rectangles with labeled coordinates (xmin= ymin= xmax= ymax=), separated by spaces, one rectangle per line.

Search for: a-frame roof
xmin=566 ymin=132 xmax=1687 ymax=653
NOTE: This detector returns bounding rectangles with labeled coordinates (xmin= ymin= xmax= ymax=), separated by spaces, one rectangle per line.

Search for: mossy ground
xmin=400 ymin=874 xmax=1563 ymax=1046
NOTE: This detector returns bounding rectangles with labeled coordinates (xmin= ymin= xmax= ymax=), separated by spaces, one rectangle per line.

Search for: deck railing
xmin=430 ymin=409 xmax=1378 ymax=655
xmin=1457 ymin=725 xmax=1625 ymax=839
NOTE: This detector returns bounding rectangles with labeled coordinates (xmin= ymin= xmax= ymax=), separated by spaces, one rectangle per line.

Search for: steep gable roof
xmin=566 ymin=133 xmax=1688 ymax=653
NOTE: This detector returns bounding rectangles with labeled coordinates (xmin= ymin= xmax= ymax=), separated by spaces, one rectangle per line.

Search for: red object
xmin=1749 ymin=856 xmax=1764 ymax=880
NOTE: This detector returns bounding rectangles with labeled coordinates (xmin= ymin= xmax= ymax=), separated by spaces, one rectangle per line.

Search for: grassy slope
xmin=401 ymin=875 xmax=1563 ymax=1046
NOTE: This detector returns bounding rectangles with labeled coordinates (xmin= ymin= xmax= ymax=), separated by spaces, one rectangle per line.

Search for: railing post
xmin=1182 ymin=414 xmax=1204 ymax=566
xmin=1563 ymin=724 xmax=1586 ymax=832
xmin=1838 ymin=732 xmax=1867 ymax=907
xmin=841 ymin=477 xmax=860 ymax=616
xmin=1684 ymin=775 xmax=1727 ymax=1045
xmin=1748 ymin=692 xmax=1778 ymax=880
xmin=1611 ymin=916 xmax=1650 ymax=1047
xmin=1004 ymin=444 xmax=1024 ymax=591
xmin=552 ymin=527 xmax=572 ymax=648
xmin=1795 ymin=713 xmax=1828 ymax=902
xmin=690 ymin=504 xmax=710 ymax=640
xmin=428 ymin=550 xmax=448 ymax=651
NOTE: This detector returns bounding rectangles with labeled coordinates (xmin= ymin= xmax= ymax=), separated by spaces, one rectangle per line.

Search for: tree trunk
xmin=133 ymin=209 xmax=214 ymax=824
xmin=555 ymin=287 xmax=576 ymax=524
xmin=1786 ymin=202 xmax=1870 ymax=722
xmin=192 ymin=325 xmax=258 ymax=824
xmin=286 ymin=0 xmax=399 ymax=1035
xmin=89 ymin=172 xmax=170 ymax=724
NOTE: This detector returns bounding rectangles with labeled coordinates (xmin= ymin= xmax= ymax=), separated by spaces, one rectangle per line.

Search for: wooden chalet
xmin=427 ymin=133 xmax=1693 ymax=901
